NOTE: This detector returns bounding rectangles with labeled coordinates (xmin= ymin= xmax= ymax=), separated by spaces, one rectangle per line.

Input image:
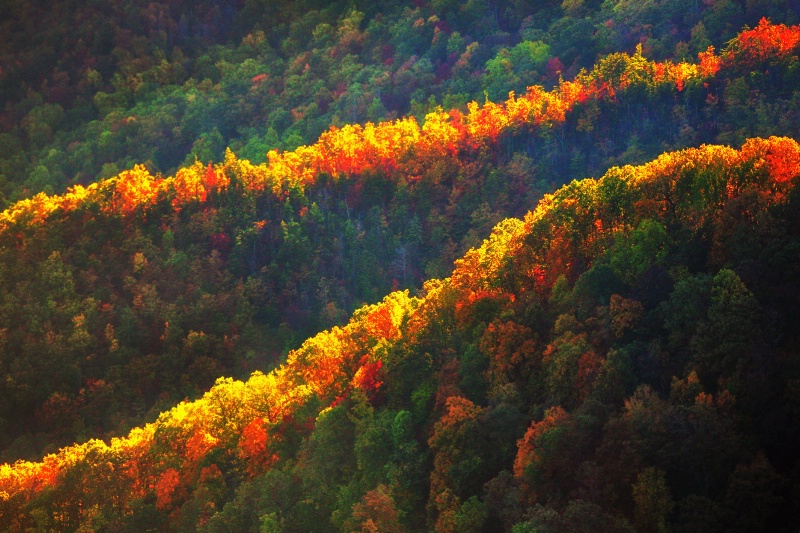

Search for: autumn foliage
xmin=1 ymin=20 xmax=800 ymax=532
xmin=2 ymin=21 xmax=798 ymax=236
xmin=1 ymin=133 xmax=798 ymax=530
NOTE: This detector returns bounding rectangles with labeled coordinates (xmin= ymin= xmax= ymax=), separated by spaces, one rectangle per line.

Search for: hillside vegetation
xmin=1 ymin=3 xmax=799 ymax=531
xmin=2 ymin=135 xmax=799 ymax=531
xmin=1 ymin=0 xmax=796 ymax=203
xmin=1 ymin=20 xmax=799 ymax=461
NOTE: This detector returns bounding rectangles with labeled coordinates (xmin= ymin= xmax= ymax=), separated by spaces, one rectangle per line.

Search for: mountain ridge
xmin=2 ymin=135 xmax=798 ymax=531
xmin=4 ymin=17 xmax=797 ymax=233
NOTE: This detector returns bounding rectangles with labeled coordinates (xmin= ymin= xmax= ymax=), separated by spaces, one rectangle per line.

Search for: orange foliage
xmin=0 ymin=136 xmax=797 ymax=527
xmin=428 ymin=396 xmax=483 ymax=532
xmin=421 ymin=108 xmax=464 ymax=156
xmin=3 ymin=132 xmax=796 ymax=516
xmin=739 ymin=136 xmax=800 ymax=193
xmin=363 ymin=304 xmax=398 ymax=339
xmin=466 ymin=99 xmax=509 ymax=142
xmin=155 ymin=468 xmax=181 ymax=510
xmin=185 ymin=429 xmax=219 ymax=462
xmin=238 ymin=417 xmax=277 ymax=475
xmin=724 ymin=18 xmax=800 ymax=67
xmin=429 ymin=396 xmax=482 ymax=452
xmin=1 ymin=21 xmax=796 ymax=236
xmin=0 ymin=294 xmax=414 ymax=518
xmin=172 ymin=165 xmax=210 ymax=206
xmin=108 ymin=165 xmax=163 ymax=216
xmin=238 ymin=418 xmax=267 ymax=458
xmin=432 ymin=488 xmax=461 ymax=533
xmin=350 ymin=485 xmax=404 ymax=533
xmin=2 ymin=22 xmax=800 ymax=524
xmin=698 ymin=46 xmax=721 ymax=77
xmin=513 ymin=406 xmax=569 ymax=478
xmin=480 ymin=320 xmax=537 ymax=386
xmin=451 ymin=218 xmax=525 ymax=292
xmin=517 ymin=136 xmax=800 ymax=294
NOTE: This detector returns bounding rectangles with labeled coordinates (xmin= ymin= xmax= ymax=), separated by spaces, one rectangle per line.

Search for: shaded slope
xmin=1 ymin=18 xmax=799 ymax=462
xmin=2 ymin=136 xmax=799 ymax=531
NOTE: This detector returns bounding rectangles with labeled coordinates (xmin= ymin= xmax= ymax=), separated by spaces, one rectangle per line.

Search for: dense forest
xmin=3 ymin=136 xmax=800 ymax=531
xmin=1 ymin=0 xmax=800 ymax=531
xmin=1 ymin=0 xmax=796 ymax=203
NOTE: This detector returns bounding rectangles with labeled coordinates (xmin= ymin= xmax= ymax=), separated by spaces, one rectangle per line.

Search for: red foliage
xmin=155 ymin=468 xmax=182 ymax=510
xmin=238 ymin=418 xmax=278 ymax=476
xmin=3 ymin=23 xmax=800 ymax=526
xmin=209 ymin=232 xmax=232 ymax=252
xmin=204 ymin=163 xmax=218 ymax=189
xmin=352 ymin=360 xmax=384 ymax=401
xmin=239 ymin=418 xmax=267 ymax=456
xmin=185 ymin=429 xmax=218 ymax=462
xmin=364 ymin=305 xmax=397 ymax=339
xmin=726 ymin=18 xmax=800 ymax=67
xmin=5 ymin=22 xmax=796 ymax=234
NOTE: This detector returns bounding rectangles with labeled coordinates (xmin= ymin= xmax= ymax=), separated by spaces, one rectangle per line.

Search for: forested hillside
xmin=3 ymin=136 xmax=799 ymax=531
xmin=1 ymin=1 xmax=800 ymax=531
xmin=1 ymin=0 xmax=796 ymax=204
xmin=1 ymin=19 xmax=799 ymax=462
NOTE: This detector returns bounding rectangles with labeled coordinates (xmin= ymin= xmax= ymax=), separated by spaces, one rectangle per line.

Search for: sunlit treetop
xmin=1 ymin=133 xmax=798 ymax=528
xmin=2 ymin=20 xmax=800 ymax=526
xmin=1 ymin=20 xmax=797 ymax=237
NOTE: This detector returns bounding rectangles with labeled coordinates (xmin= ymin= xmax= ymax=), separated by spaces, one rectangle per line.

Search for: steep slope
xmin=3 ymin=0 xmax=794 ymax=203
xmin=2 ymin=136 xmax=799 ymax=531
xmin=1 ymin=19 xmax=799 ymax=462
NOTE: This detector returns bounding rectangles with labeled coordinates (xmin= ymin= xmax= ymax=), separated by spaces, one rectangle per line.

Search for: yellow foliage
xmin=4 ymin=22 xmax=794 ymax=233
xmin=2 ymin=22 xmax=800 ymax=516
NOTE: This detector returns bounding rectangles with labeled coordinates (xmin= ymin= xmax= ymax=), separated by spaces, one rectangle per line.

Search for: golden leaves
xmin=2 ymin=20 xmax=797 ymax=236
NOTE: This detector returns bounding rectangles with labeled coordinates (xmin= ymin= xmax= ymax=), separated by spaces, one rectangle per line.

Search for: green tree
xmin=691 ymin=269 xmax=763 ymax=385
xmin=632 ymin=467 xmax=674 ymax=533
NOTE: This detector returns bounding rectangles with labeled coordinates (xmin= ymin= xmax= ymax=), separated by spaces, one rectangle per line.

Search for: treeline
xmin=1 ymin=20 xmax=797 ymax=461
xmin=1 ymin=0 xmax=796 ymax=204
xmin=2 ymin=136 xmax=799 ymax=531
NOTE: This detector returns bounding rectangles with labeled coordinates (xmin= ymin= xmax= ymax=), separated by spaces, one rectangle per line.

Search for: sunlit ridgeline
xmin=1 ymin=20 xmax=796 ymax=236
xmin=1 ymin=135 xmax=798 ymax=530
